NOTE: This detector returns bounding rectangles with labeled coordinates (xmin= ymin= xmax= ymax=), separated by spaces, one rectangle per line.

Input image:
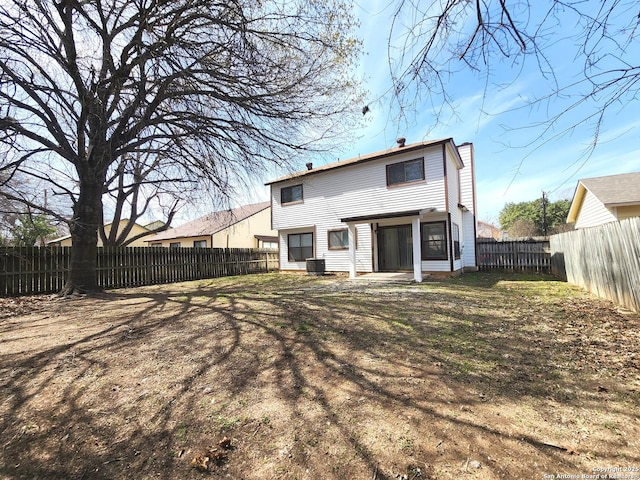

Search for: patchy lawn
xmin=1 ymin=272 xmax=639 ymax=480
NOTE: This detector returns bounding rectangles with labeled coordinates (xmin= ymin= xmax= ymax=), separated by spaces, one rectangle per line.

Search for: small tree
xmin=499 ymin=196 xmax=571 ymax=237
xmin=10 ymin=214 xmax=56 ymax=247
xmin=507 ymin=219 xmax=538 ymax=239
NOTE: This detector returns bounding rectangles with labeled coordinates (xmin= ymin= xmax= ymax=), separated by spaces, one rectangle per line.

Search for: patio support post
xmin=411 ymin=218 xmax=423 ymax=282
xmin=348 ymin=223 xmax=357 ymax=278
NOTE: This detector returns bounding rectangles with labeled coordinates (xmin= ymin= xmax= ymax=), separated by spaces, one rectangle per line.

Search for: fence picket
xmin=0 ymin=246 xmax=279 ymax=296
xmin=550 ymin=217 xmax=640 ymax=313
xmin=476 ymin=239 xmax=550 ymax=273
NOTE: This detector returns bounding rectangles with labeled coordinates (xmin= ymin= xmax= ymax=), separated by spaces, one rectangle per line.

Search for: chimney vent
xmin=306 ymin=162 xmax=313 ymax=170
xmin=396 ymin=137 xmax=406 ymax=148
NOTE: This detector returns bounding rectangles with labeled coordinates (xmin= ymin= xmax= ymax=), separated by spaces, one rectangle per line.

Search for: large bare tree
xmin=0 ymin=0 xmax=362 ymax=294
xmin=388 ymin=1 xmax=639 ymax=144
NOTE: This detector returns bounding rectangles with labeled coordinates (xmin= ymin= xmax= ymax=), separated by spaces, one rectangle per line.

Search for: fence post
xmin=0 ymin=246 xmax=279 ymax=295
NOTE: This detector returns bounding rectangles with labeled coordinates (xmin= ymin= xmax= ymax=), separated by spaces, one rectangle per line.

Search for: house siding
xmin=444 ymin=147 xmax=463 ymax=272
xmin=146 ymin=204 xmax=275 ymax=248
xmin=211 ymin=207 xmax=275 ymax=248
xmin=270 ymin=139 xmax=476 ymax=276
xmin=272 ymin=146 xmax=446 ymax=230
xmin=617 ymin=205 xmax=640 ymax=221
xmin=50 ymin=221 xmax=151 ymax=247
xmin=149 ymin=235 xmax=211 ymax=248
xmin=273 ymin=145 xmax=447 ymax=272
xmin=574 ymin=189 xmax=617 ymax=228
xmin=458 ymin=143 xmax=477 ymax=268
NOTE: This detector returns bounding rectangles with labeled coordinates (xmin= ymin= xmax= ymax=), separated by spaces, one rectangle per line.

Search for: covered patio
xmin=341 ymin=208 xmax=440 ymax=283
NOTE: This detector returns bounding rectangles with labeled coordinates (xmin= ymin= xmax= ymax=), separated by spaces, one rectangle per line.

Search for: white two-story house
xmin=266 ymin=137 xmax=477 ymax=281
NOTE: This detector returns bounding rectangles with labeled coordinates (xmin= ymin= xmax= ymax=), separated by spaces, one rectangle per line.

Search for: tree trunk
xmin=62 ymin=173 xmax=104 ymax=295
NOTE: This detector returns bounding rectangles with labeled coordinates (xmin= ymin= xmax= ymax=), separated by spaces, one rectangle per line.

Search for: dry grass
xmin=1 ymin=272 xmax=639 ymax=479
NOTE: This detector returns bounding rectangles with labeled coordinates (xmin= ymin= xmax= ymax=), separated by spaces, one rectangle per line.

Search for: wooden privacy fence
xmin=0 ymin=246 xmax=279 ymax=296
xmin=476 ymin=239 xmax=551 ymax=273
xmin=550 ymin=217 xmax=640 ymax=313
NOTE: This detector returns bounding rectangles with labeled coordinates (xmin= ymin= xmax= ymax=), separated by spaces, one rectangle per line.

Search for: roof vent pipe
xmin=306 ymin=162 xmax=313 ymax=170
xmin=396 ymin=137 xmax=406 ymax=148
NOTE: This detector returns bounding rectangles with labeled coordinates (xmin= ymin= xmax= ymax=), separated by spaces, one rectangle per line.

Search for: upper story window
xmin=386 ymin=158 xmax=425 ymax=186
xmin=281 ymin=184 xmax=303 ymax=204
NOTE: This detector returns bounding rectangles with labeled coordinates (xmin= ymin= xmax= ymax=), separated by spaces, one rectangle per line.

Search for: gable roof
xmin=146 ymin=201 xmax=270 ymax=242
xmin=567 ymin=172 xmax=640 ymax=223
xmin=265 ymin=137 xmax=462 ymax=185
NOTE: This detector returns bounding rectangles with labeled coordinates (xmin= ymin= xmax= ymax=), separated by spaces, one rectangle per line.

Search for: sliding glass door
xmin=378 ymin=225 xmax=413 ymax=271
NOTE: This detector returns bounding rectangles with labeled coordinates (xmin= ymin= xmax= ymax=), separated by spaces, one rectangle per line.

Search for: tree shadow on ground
xmin=1 ymin=272 xmax=638 ymax=479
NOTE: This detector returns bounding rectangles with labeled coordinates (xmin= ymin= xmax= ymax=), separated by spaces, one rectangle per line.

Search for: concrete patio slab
xmin=349 ymin=272 xmax=416 ymax=283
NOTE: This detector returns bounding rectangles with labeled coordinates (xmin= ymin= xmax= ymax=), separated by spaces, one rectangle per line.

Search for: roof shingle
xmin=580 ymin=172 xmax=640 ymax=206
xmin=147 ymin=201 xmax=270 ymax=241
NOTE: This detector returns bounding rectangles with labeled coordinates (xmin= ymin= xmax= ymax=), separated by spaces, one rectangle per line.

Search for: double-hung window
xmin=421 ymin=222 xmax=447 ymax=260
xmin=386 ymin=158 xmax=425 ymax=186
xmin=288 ymin=232 xmax=313 ymax=261
xmin=281 ymin=184 xmax=303 ymax=204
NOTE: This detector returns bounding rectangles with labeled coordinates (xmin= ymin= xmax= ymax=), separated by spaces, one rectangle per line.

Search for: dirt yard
xmin=1 ymin=272 xmax=639 ymax=480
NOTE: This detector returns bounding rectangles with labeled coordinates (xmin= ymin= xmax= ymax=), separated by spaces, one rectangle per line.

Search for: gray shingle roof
xmin=265 ymin=138 xmax=458 ymax=185
xmin=580 ymin=172 xmax=640 ymax=206
xmin=147 ymin=201 xmax=270 ymax=241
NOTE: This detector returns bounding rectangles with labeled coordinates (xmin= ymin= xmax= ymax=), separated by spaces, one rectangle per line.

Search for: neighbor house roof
xmin=146 ymin=201 xmax=270 ymax=242
xmin=46 ymin=219 xmax=147 ymax=245
xmin=567 ymin=172 xmax=640 ymax=223
xmin=265 ymin=138 xmax=462 ymax=185
xmin=477 ymin=221 xmax=503 ymax=239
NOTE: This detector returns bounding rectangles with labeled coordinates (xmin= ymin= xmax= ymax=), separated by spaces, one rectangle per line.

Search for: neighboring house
xmin=47 ymin=220 xmax=152 ymax=247
xmin=145 ymin=202 xmax=277 ymax=248
xmin=477 ymin=221 xmax=503 ymax=240
xmin=567 ymin=172 xmax=640 ymax=229
xmin=266 ymin=138 xmax=477 ymax=281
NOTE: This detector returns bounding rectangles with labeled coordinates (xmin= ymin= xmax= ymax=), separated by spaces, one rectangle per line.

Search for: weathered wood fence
xmin=550 ymin=217 xmax=640 ymax=313
xmin=476 ymin=239 xmax=550 ymax=273
xmin=0 ymin=247 xmax=279 ymax=296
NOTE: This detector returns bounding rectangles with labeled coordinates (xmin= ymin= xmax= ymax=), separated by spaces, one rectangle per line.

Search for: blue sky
xmin=215 ymin=1 xmax=639 ymax=226
xmin=340 ymin=0 xmax=640 ymax=224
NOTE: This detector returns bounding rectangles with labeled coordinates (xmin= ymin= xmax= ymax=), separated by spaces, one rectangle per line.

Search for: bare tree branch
xmin=0 ymin=0 xmax=363 ymax=294
xmin=388 ymin=0 xmax=639 ymax=153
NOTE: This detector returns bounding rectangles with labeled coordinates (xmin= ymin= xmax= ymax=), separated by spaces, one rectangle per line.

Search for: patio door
xmin=378 ymin=225 xmax=413 ymax=271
